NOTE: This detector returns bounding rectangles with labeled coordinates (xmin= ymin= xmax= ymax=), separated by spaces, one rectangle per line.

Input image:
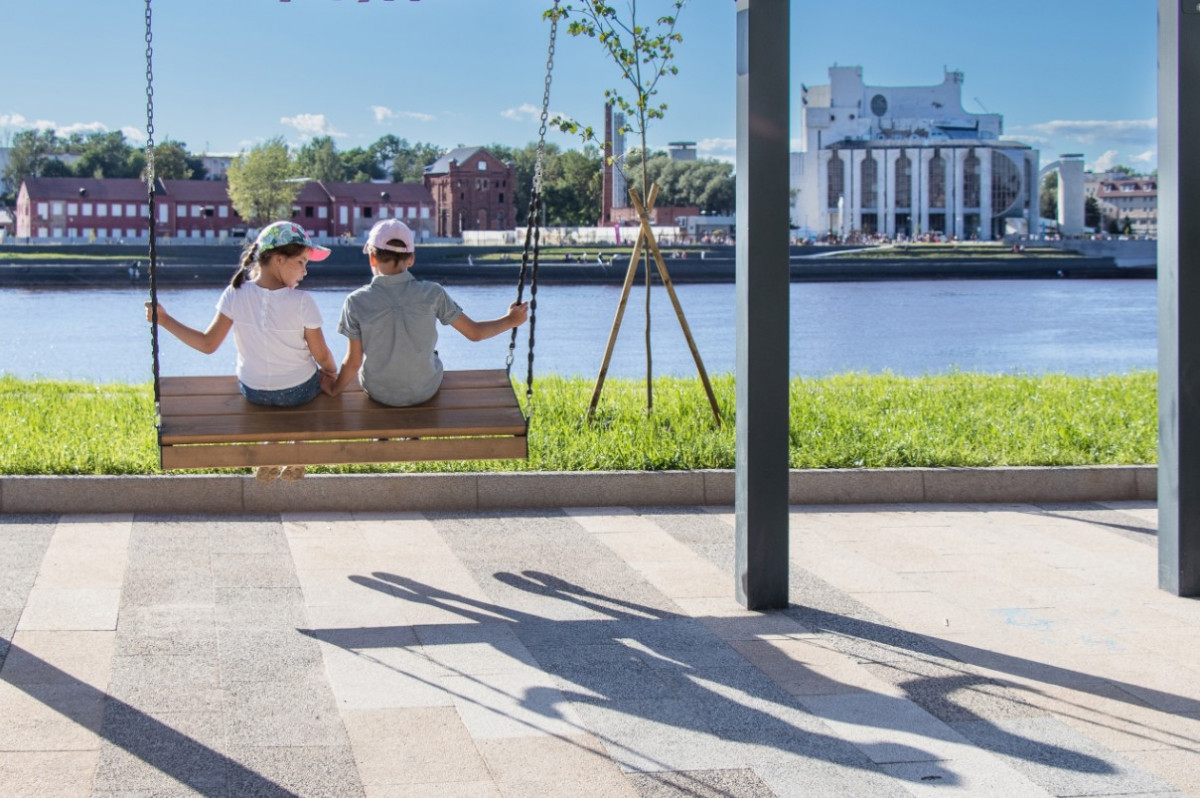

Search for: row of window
xmin=36 ymin=201 xmax=147 ymax=218
xmin=827 ymin=149 xmax=1025 ymax=215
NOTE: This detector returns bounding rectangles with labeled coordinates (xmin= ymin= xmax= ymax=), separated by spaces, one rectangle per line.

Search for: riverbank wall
xmin=0 ymin=242 xmax=1154 ymax=286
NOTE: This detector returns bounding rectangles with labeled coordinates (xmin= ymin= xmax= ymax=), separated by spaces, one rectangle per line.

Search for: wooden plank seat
xmin=157 ymin=368 xmax=527 ymax=470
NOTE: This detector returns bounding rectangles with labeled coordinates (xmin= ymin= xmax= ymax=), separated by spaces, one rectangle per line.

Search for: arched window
xmin=964 ymin=149 xmax=981 ymax=208
xmin=929 ymin=151 xmax=946 ymax=208
xmin=827 ymin=152 xmax=844 ymax=209
xmin=991 ymin=151 xmax=1022 ymax=215
xmin=861 ymin=153 xmax=878 ymax=210
xmin=895 ymin=152 xmax=912 ymax=209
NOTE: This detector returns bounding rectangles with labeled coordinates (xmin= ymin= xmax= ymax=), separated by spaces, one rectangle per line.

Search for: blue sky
xmin=1 ymin=0 xmax=1158 ymax=173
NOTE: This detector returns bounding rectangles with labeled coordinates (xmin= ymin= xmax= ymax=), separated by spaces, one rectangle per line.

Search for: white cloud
xmin=371 ymin=105 xmax=435 ymax=124
xmin=122 ymin=126 xmax=147 ymax=143
xmin=697 ymin=137 xmax=736 ymax=162
xmin=1089 ymin=149 xmax=1120 ymax=172
xmin=502 ymin=103 xmax=542 ymax=122
xmin=0 ymin=113 xmax=29 ymax=128
xmin=280 ymin=113 xmax=345 ymax=138
xmin=1131 ymin=149 xmax=1156 ymax=163
xmin=1024 ymin=117 xmax=1157 ymax=144
xmin=55 ymin=121 xmax=110 ymax=136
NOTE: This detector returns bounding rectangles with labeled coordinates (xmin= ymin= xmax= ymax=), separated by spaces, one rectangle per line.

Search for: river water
xmin=0 ymin=279 xmax=1156 ymax=384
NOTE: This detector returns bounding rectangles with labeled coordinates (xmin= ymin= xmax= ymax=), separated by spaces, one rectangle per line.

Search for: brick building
xmin=423 ymin=147 xmax=517 ymax=238
xmin=14 ymin=177 xmax=435 ymax=242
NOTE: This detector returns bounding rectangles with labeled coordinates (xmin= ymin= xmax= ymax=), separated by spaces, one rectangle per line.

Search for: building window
xmin=363 ymin=207 xmax=373 ymax=219
xmin=499 ymin=193 xmax=504 ymax=203
xmin=991 ymin=151 xmax=1021 ymax=216
xmin=37 ymin=202 xmax=49 ymax=218
xmin=478 ymin=160 xmax=487 ymax=170
xmin=861 ymin=153 xmax=878 ymax=210
xmin=219 ymin=206 xmax=229 ymax=218
xmin=319 ymin=207 xmax=328 ymax=219
xmin=895 ymin=152 xmax=911 ymax=209
xmin=113 ymin=204 xmax=124 ymax=218
xmin=52 ymin=202 xmax=64 ymax=215
xmin=67 ymin=203 xmax=78 ymax=215
xmin=963 ymin=150 xmax=981 ymax=208
xmin=82 ymin=203 xmax=93 ymax=215
xmin=126 ymin=204 xmax=137 ymax=217
xmin=929 ymin=152 xmax=946 ymax=208
xmin=827 ymin=152 xmax=844 ymax=209
xmin=305 ymin=206 xmax=314 ymax=218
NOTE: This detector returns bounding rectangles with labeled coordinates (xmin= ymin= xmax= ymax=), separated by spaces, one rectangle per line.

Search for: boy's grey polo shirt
xmin=338 ymin=271 xmax=463 ymax=406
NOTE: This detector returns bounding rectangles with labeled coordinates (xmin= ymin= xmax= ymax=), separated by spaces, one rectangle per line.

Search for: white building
xmin=790 ymin=66 xmax=1040 ymax=241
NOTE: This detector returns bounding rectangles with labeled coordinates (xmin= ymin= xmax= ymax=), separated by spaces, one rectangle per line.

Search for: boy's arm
xmin=327 ymin=338 xmax=364 ymax=396
xmin=450 ymin=302 xmax=529 ymax=342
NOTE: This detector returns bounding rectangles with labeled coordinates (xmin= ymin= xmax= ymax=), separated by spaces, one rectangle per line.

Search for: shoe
xmin=254 ymin=466 xmax=283 ymax=482
xmin=280 ymin=465 xmax=307 ymax=482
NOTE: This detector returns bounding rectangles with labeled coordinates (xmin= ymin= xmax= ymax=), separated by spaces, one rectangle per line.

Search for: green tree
xmin=149 ymin=140 xmax=195 ymax=180
xmin=388 ymin=140 xmax=444 ymax=183
xmin=549 ymin=1 xmax=687 ymax=208
xmin=226 ymin=137 xmax=299 ymax=227
xmin=1110 ymin=164 xmax=1137 ymax=177
xmin=1084 ymin=195 xmax=1102 ymax=231
xmin=341 ymin=147 xmax=384 ymax=182
xmin=73 ymin=131 xmax=143 ymax=179
xmin=1040 ymin=172 xmax=1058 ymax=220
xmin=2 ymin=129 xmax=62 ymax=191
xmin=292 ymin=136 xmax=343 ymax=182
xmin=543 ymin=146 xmax=603 ymax=225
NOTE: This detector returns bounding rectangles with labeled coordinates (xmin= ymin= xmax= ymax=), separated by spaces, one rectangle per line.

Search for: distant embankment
xmin=0 ymin=242 xmax=1155 ymax=286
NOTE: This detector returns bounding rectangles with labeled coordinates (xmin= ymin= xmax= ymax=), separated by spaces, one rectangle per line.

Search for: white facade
xmin=791 ymin=66 xmax=1039 ymax=241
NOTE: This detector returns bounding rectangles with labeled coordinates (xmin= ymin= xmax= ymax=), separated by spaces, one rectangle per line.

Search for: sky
xmin=1 ymin=0 xmax=1158 ymax=173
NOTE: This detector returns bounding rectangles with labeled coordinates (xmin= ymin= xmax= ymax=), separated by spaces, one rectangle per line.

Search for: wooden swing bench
xmin=157 ymin=368 xmax=527 ymax=470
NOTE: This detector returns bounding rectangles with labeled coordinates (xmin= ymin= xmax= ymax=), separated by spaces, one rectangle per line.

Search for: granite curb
xmin=0 ymin=465 xmax=1155 ymax=515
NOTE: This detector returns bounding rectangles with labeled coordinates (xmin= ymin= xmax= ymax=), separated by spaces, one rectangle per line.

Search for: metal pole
xmin=734 ymin=0 xmax=790 ymax=609
xmin=1158 ymin=0 xmax=1200 ymax=596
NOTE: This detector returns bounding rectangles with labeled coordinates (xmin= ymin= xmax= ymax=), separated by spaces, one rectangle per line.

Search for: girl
xmin=146 ymin=221 xmax=338 ymax=482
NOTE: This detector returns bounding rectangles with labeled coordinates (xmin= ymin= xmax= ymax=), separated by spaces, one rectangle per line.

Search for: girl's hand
xmin=144 ymin=301 xmax=166 ymax=324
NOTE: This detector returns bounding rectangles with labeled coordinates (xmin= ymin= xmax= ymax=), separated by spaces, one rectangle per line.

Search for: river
xmin=0 ymin=279 xmax=1156 ymax=384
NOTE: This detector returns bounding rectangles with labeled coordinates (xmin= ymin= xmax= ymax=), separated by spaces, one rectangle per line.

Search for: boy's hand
xmin=508 ymin=301 xmax=529 ymax=327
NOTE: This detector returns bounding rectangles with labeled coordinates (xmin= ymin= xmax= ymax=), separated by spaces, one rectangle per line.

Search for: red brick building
xmin=423 ymin=147 xmax=517 ymax=238
xmin=14 ymin=177 xmax=435 ymax=243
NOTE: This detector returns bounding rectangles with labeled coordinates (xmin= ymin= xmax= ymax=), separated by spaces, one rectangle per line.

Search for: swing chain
xmin=507 ymin=0 xmax=558 ymax=416
xmin=145 ymin=0 xmax=162 ymax=421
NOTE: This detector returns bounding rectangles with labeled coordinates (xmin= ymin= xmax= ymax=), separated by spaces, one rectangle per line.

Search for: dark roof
xmin=318 ymin=181 xmax=433 ymax=203
xmin=423 ymin=147 xmax=486 ymax=175
xmin=159 ymin=180 xmax=232 ymax=202
xmin=22 ymin=177 xmax=150 ymax=201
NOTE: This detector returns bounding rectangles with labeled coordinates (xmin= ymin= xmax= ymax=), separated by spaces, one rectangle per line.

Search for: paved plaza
xmin=1 ymin=499 xmax=1197 ymax=796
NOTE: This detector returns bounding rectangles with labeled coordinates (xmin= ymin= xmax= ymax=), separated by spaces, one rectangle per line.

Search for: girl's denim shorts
xmin=239 ymin=371 xmax=321 ymax=407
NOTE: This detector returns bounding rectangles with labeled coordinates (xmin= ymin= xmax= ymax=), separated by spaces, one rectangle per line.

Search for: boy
xmin=325 ymin=219 xmax=528 ymax=406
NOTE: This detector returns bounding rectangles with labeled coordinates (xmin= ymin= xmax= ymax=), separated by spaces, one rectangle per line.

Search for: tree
xmin=149 ymin=140 xmax=195 ymax=180
xmin=341 ymin=147 xmax=385 ymax=182
xmin=2 ymin=129 xmax=61 ymax=191
xmin=388 ymin=140 xmax=444 ymax=183
xmin=543 ymin=146 xmax=604 ymax=225
xmin=292 ymin=136 xmax=343 ymax=182
xmin=1040 ymin=172 xmax=1058 ymax=220
xmin=226 ymin=137 xmax=299 ymax=227
xmin=1110 ymin=164 xmax=1137 ymax=177
xmin=73 ymin=131 xmax=143 ymax=179
xmin=1084 ymin=195 xmax=1102 ymax=231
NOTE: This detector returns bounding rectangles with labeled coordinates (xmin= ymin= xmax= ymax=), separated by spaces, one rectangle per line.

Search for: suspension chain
xmin=507 ymin=1 xmax=559 ymax=414
xmin=145 ymin=0 xmax=162 ymax=422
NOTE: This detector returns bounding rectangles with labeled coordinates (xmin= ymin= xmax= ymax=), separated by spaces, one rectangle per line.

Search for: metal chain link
xmin=507 ymin=1 xmax=559 ymax=417
xmin=145 ymin=0 xmax=163 ymax=439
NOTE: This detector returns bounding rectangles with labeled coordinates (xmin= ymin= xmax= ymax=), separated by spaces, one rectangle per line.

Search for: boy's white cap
xmin=363 ymin=219 xmax=415 ymax=254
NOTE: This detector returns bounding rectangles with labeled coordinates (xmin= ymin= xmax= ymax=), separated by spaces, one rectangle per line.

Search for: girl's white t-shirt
xmin=216 ymin=282 xmax=323 ymax=390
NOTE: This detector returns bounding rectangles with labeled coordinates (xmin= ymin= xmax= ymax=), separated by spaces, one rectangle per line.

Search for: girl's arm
xmin=450 ymin=301 xmax=529 ymax=342
xmin=326 ymin=338 xmax=363 ymax=396
xmin=303 ymin=327 xmax=338 ymax=376
xmin=145 ymin=302 xmax=232 ymax=355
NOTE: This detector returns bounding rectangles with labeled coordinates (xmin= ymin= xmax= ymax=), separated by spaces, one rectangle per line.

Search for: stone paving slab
xmin=1 ymin=499 xmax=1198 ymax=797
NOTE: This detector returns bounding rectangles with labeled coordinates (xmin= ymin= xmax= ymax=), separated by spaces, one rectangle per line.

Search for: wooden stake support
xmin=587 ymin=184 xmax=722 ymax=425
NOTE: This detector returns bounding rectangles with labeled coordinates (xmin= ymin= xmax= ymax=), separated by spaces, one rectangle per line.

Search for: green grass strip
xmin=0 ymin=372 xmax=1156 ymax=476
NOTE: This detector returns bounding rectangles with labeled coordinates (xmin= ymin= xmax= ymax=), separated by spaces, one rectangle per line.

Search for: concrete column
xmin=917 ymin=149 xmax=931 ymax=236
xmin=1158 ymin=0 xmax=1200 ymax=596
xmin=883 ymin=148 xmax=897 ymax=237
xmin=979 ymin=148 xmax=993 ymax=240
xmin=735 ymin=0 xmax=790 ymax=610
xmin=952 ymin=148 xmax=967 ymax=239
xmin=1057 ymin=156 xmax=1085 ymax=236
xmin=850 ymin=149 xmax=866 ymax=233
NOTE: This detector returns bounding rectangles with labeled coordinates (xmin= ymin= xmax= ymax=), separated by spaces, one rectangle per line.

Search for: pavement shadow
xmin=301 ymin=569 xmax=1118 ymax=787
xmin=0 ymin=638 xmax=299 ymax=797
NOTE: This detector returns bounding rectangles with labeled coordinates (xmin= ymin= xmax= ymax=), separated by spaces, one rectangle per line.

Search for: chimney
xmin=601 ymin=102 xmax=613 ymax=226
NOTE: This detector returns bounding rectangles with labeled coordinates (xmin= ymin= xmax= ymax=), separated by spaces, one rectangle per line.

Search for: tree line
xmin=2 ymin=129 xmax=734 ymax=228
